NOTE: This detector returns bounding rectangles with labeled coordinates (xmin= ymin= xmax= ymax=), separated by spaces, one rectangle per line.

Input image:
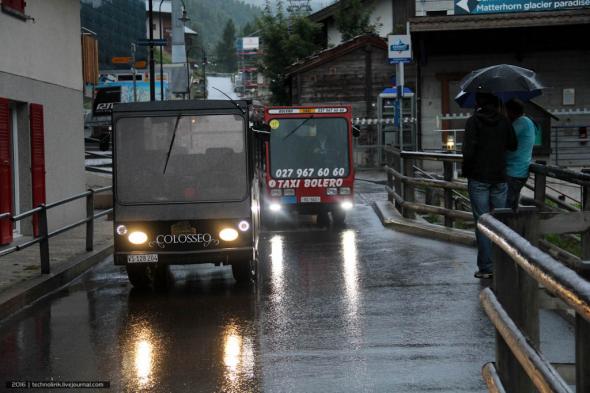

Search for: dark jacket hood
xmin=473 ymin=106 xmax=504 ymax=126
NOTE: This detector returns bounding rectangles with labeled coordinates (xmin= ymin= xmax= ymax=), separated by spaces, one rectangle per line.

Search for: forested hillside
xmin=185 ymin=0 xmax=261 ymax=52
xmin=241 ymin=0 xmax=337 ymax=12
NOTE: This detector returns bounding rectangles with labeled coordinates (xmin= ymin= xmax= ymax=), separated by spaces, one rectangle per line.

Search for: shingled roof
xmin=285 ymin=34 xmax=387 ymax=76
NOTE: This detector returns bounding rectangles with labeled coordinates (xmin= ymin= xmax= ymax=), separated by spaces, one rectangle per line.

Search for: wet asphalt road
xmin=0 ymin=179 xmax=496 ymax=392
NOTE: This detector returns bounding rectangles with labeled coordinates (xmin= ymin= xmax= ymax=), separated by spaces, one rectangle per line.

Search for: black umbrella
xmin=455 ymin=64 xmax=544 ymax=108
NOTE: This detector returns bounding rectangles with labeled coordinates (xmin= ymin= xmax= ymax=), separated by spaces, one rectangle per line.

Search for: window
xmin=2 ymin=0 xmax=27 ymax=19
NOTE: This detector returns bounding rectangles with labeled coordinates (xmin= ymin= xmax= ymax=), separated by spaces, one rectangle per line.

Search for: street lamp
xmin=158 ymin=0 xmax=166 ymax=101
xmin=178 ymin=2 xmax=191 ymax=99
xmin=187 ymin=45 xmax=207 ymax=99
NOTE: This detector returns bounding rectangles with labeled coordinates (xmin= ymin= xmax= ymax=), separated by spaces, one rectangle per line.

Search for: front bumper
xmin=114 ymin=247 xmax=253 ymax=266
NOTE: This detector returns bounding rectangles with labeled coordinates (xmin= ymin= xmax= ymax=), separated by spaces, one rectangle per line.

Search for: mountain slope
xmin=185 ymin=0 xmax=261 ymax=52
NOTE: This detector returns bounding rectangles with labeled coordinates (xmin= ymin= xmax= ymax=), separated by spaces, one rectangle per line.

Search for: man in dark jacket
xmin=462 ymin=92 xmax=517 ymax=279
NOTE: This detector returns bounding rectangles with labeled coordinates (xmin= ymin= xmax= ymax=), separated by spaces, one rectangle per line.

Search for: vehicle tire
xmin=126 ymin=264 xmax=151 ymax=289
xmin=153 ymin=264 xmax=172 ymax=291
xmin=317 ymin=211 xmax=330 ymax=228
xmin=332 ymin=209 xmax=346 ymax=227
xmin=232 ymin=260 xmax=254 ymax=284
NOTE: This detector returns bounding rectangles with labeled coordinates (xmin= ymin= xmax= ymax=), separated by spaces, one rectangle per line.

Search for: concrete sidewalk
xmin=0 ymin=216 xmax=113 ymax=321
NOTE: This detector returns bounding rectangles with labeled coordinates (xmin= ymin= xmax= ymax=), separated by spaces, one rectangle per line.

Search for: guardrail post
xmin=534 ymin=160 xmax=547 ymax=209
xmin=579 ymin=169 xmax=590 ymax=393
xmin=577 ymin=315 xmax=590 ymax=393
xmin=443 ymin=161 xmax=454 ymax=227
xmin=86 ymin=189 xmax=94 ymax=252
xmin=402 ymin=157 xmax=415 ymax=219
xmin=39 ymin=204 xmax=50 ymax=274
xmin=393 ymin=153 xmax=402 ymax=211
xmin=493 ymin=207 xmax=539 ymax=393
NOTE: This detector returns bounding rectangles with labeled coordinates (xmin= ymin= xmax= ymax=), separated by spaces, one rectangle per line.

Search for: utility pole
xmin=131 ymin=43 xmax=137 ymax=102
xmin=148 ymin=0 xmax=156 ymax=101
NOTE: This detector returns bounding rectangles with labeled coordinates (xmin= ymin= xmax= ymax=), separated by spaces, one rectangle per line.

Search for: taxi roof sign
xmin=267 ymin=107 xmax=348 ymax=115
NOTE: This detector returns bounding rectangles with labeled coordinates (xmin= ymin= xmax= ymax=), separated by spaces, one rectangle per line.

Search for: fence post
xmin=39 ymin=204 xmax=50 ymax=274
xmin=534 ymin=161 xmax=547 ymax=209
xmin=578 ymin=169 xmax=590 ymax=393
xmin=402 ymin=156 xmax=415 ymax=219
xmin=492 ymin=207 xmax=539 ymax=393
xmin=393 ymin=152 xmax=402 ymax=211
xmin=86 ymin=189 xmax=95 ymax=252
xmin=443 ymin=161 xmax=454 ymax=227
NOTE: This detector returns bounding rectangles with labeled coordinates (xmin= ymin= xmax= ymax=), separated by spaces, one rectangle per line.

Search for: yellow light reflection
xmin=135 ymin=340 xmax=153 ymax=386
xmin=221 ymin=324 xmax=255 ymax=391
xmin=224 ymin=333 xmax=242 ymax=371
xmin=122 ymin=323 xmax=159 ymax=391
xmin=270 ymin=235 xmax=284 ymax=290
xmin=341 ymin=230 xmax=359 ymax=316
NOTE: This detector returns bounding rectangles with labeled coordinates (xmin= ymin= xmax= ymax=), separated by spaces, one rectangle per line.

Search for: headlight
xmin=341 ymin=201 xmax=353 ymax=210
xmin=326 ymin=187 xmax=337 ymax=196
xmin=116 ymin=225 xmax=128 ymax=235
xmin=238 ymin=220 xmax=250 ymax=231
xmin=128 ymin=231 xmax=148 ymax=244
xmin=283 ymin=189 xmax=295 ymax=196
xmin=219 ymin=228 xmax=239 ymax=241
xmin=339 ymin=187 xmax=351 ymax=195
xmin=269 ymin=203 xmax=281 ymax=212
xmin=270 ymin=189 xmax=282 ymax=197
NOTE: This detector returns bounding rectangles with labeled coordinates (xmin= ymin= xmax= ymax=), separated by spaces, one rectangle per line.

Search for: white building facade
xmin=0 ymin=0 xmax=86 ymax=243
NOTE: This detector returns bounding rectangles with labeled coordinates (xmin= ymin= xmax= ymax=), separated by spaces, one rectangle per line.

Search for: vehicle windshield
xmin=269 ymin=117 xmax=349 ymax=179
xmin=115 ymin=114 xmax=247 ymax=203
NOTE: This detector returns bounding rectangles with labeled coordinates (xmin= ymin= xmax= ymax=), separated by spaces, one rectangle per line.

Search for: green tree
xmin=241 ymin=20 xmax=259 ymax=37
xmin=215 ymin=19 xmax=238 ymax=73
xmin=257 ymin=0 xmax=321 ymax=104
xmin=334 ymin=0 xmax=378 ymax=41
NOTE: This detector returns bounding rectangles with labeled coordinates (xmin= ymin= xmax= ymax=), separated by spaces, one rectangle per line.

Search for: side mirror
xmin=352 ymin=125 xmax=360 ymax=137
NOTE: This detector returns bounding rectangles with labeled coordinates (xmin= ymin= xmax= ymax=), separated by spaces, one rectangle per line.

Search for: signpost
xmin=388 ymin=24 xmax=413 ymax=154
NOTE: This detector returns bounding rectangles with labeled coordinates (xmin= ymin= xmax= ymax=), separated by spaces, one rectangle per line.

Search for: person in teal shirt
xmin=505 ymin=99 xmax=536 ymax=210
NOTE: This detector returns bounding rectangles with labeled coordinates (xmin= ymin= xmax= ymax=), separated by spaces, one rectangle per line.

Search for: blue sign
xmin=455 ymin=0 xmax=590 ymax=15
xmin=388 ymin=34 xmax=412 ymax=64
xmin=136 ymin=38 xmax=167 ymax=46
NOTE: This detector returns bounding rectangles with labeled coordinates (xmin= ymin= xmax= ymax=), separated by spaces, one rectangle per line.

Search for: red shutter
xmin=0 ymin=98 xmax=13 ymax=245
xmin=30 ymin=103 xmax=46 ymax=237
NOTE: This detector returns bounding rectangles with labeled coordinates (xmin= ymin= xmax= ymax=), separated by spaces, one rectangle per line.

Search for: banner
xmin=455 ymin=0 xmax=590 ymax=15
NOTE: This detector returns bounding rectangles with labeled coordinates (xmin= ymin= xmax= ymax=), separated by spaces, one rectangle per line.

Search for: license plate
xmin=127 ymin=254 xmax=158 ymax=263
xmin=301 ymin=196 xmax=321 ymax=203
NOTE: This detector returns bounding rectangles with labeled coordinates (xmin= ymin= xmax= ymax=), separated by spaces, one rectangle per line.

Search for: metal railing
xmin=478 ymin=208 xmax=590 ymax=392
xmin=524 ymin=162 xmax=590 ymax=273
xmin=0 ymin=186 xmax=113 ymax=274
xmin=383 ymin=147 xmax=472 ymax=227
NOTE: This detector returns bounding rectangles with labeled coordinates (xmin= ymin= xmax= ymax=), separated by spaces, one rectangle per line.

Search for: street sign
xmin=455 ymin=0 xmax=590 ymax=15
xmin=136 ymin=38 xmax=167 ymax=46
xmin=111 ymin=57 xmax=132 ymax=64
xmin=388 ymin=34 xmax=412 ymax=64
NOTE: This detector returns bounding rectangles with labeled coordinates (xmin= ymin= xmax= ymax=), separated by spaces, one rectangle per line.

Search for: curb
xmin=372 ymin=200 xmax=476 ymax=247
xmin=0 ymin=244 xmax=113 ymax=322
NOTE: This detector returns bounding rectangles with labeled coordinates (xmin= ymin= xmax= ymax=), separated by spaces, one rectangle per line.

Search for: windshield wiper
xmin=283 ymin=116 xmax=313 ymax=140
xmin=210 ymin=86 xmax=246 ymax=115
xmin=162 ymin=115 xmax=182 ymax=174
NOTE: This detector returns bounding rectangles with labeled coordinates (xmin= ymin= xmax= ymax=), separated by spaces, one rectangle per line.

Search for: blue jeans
xmin=468 ymin=179 xmax=507 ymax=273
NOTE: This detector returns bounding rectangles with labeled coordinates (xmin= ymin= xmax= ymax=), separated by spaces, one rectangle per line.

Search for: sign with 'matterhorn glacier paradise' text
xmin=455 ymin=0 xmax=590 ymax=15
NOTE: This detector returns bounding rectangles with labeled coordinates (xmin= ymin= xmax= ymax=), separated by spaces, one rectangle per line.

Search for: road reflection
xmin=221 ymin=323 xmax=255 ymax=392
xmin=119 ymin=281 xmax=259 ymax=392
